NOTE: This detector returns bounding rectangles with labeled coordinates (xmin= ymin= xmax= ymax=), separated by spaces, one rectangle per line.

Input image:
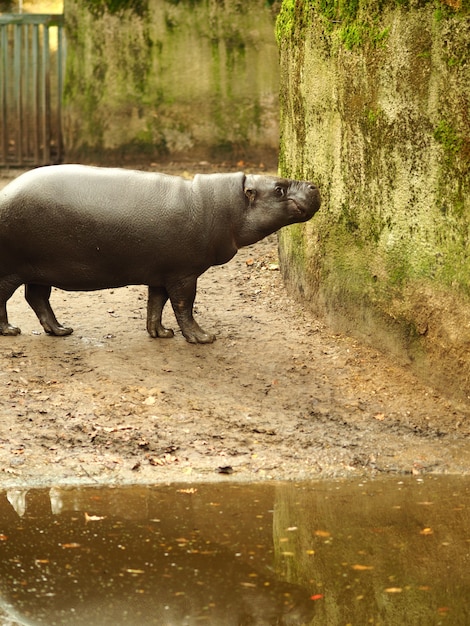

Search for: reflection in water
xmin=0 ymin=477 xmax=469 ymax=625
xmin=0 ymin=483 xmax=312 ymax=625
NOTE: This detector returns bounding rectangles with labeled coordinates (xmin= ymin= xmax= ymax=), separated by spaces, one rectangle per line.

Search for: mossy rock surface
xmin=63 ymin=0 xmax=279 ymax=163
xmin=277 ymin=0 xmax=469 ymax=401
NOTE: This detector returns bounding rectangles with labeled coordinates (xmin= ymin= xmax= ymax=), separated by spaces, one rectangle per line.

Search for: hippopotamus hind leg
xmin=167 ymin=276 xmax=216 ymax=344
xmin=25 ymin=284 xmax=73 ymax=336
xmin=147 ymin=286 xmax=174 ymax=338
xmin=0 ymin=275 xmax=22 ymax=335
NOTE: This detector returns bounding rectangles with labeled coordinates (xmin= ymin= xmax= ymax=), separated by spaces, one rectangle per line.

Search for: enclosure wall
xmin=277 ymin=1 xmax=469 ymax=400
xmin=63 ymin=0 xmax=279 ymax=165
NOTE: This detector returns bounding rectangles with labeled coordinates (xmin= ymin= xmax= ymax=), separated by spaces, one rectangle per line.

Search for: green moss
xmin=433 ymin=120 xmax=464 ymax=162
xmin=338 ymin=20 xmax=389 ymax=49
xmin=275 ymin=0 xmax=308 ymax=42
xmin=277 ymin=0 xmax=467 ymax=49
xmin=365 ymin=108 xmax=382 ymax=124
xmin=286 ymin=222 xmax=308 ymax=265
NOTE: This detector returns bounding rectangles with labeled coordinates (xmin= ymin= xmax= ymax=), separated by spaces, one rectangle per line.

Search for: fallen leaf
xmin=102 ymin=425 xmax=133 ymax=433
xmin=385 ymin=587 xmax=403 ymax=593
xmin=352 ymin=564 xmax=374 ymax=571
xmin=84 ymin=512 xmax=106 ymax=522
xmin=148 ymin=455 xmax=177 ymax=466
xmin=315 ymin=530 xmax=331 ymax=538
xmin=420 ymin=527 xmax=433 ymax=535
xmin=60 ymin=543 xmax=81 ymax=549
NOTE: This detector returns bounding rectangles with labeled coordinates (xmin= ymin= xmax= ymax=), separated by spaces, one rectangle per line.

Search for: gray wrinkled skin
xmin=0 ymin=165 xmax=321 ymax=343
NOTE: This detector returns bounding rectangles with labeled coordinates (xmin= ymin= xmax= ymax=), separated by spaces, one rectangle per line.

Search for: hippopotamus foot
xmin=181 ymin=321 xmax=216 ymax=344
xmin=25 ymin=284 xmax=73 ymax=337
xmin=0 ymin=322 xmax=21 ymax=336
xmin=147 ymin=286 xmax=174 ymax=339
xmin=43 ymin=323 xmax=74 ymax=336
xmin=0 ymin=278 xmax=22 ymax=335
xmin=166 ymin=277 xmax=216 ymax=344
xmin=148 ymin=324 xmax=174 ymax=339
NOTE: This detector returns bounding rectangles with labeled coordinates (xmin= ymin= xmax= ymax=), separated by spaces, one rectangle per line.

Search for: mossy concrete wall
xmin=277 ymin=1 xmax=469 ymax=401
xmin=63 ymin=0 xmax=279 ymax=164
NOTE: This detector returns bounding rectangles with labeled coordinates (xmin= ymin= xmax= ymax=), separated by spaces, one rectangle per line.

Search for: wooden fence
xmin=0 ymin=13 xmax=65 ymax=166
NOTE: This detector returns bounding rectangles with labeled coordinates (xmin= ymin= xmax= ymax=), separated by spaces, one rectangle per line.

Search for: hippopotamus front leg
xmin=25 ymin=284 xmax=73 ymax=336
xmin=166 ymin=275 xmax=216 ymax=344
xmin=147 ymin=286 xmax=174 ymax=339
xmin=0 ymin=275 xmax=22 ymax=335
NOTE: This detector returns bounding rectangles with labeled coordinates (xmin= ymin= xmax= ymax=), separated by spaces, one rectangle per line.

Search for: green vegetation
xmin=82 ymin=0 xmax=148 ymax=17
xmin=433 ymin=119 xmax=464 ymax=161
xmin=277 ymin=0 xmax=467 ymax=48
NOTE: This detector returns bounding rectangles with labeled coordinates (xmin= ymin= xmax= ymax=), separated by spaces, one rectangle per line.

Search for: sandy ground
xmin=0 ymin=165 xmax=469 ymax=489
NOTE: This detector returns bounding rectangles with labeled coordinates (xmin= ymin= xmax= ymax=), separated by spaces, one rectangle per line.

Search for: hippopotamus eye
xmin=275 ymin=186 xmax=286 ymax=197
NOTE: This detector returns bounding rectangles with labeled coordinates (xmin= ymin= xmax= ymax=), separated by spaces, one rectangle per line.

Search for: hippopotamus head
xmin=237 ymin=174 xmax=321 ymax=247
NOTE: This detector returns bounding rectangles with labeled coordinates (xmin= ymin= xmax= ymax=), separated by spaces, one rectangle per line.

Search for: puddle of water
xmin=0 ymin=477 xmax=469 ymax=625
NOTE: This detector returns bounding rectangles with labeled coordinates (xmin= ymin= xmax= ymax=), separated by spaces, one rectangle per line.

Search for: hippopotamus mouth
xmin=289 ymin=198 xmax=308 ymax=219
xmin=288 ymin=190 xmax=320 ymax=221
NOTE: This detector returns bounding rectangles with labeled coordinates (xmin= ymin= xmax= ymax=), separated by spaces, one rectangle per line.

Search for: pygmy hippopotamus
xmin=0 ymin=165 xmax=320 ymax=343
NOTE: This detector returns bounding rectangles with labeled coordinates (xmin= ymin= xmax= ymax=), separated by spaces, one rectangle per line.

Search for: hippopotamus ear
xmin=245 ymin=188 xmax=256 ymax=202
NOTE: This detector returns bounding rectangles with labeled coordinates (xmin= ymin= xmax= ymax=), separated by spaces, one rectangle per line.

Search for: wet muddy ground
xmin=1 ymin=165 xmax=469 ymax=488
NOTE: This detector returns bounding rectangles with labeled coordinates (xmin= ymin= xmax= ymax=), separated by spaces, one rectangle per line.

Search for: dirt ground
xmin=1 ymin=164 xmax=469 ymax=489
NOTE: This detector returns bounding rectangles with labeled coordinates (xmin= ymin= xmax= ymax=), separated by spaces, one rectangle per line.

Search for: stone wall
xmin=277 ymin=1 xmax=469 ymax=401
xmin=63 ymin=0 xmax=279 ymax=164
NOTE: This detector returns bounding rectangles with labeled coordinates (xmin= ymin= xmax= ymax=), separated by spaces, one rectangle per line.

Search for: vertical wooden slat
xmin=23 ymin=23 xmax=29 ymax=161
xmin=32 ymin=23 xmax=40 ymax=165
xmin=42 ymin=24 xmax=51 ymax=164
xmin=0 ymin=25 xmax=8 ymax=163
xmin=14 ymin=23 xmax=22 ymax=164
xmin=56 ymin=23 xmax=64 ymax=163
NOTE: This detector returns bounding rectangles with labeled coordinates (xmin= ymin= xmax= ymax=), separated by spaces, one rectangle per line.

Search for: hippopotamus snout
xmin=284 ymin=180 xmax=321 ymax=222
